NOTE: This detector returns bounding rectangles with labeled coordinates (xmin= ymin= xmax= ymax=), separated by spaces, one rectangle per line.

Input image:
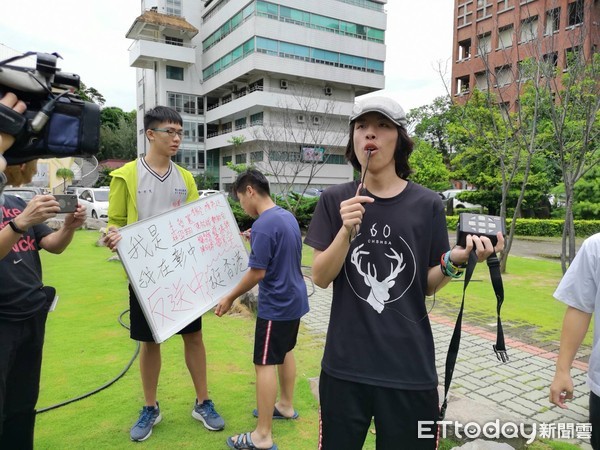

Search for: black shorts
xmin=318 ymin=371 xmax=439 ymax=450
xmin=128 ymin=285 xmax=202 ymax=342
xmin=253 ymin=317 xmax=300 ymax=365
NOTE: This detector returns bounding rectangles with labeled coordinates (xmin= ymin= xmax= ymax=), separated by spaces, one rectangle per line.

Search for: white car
xmin=78 ymin=188 xmax=109 ymax=221
xmin=441 ymin=189 xmax=482 ymax=210
xmin=199 ymin=189 xmax=221 ymax=198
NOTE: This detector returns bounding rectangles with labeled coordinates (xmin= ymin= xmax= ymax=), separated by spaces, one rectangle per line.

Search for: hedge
xmin=446 ymin=216 xmax=600 ymax=238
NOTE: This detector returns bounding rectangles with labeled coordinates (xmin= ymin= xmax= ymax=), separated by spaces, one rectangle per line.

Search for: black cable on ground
xmin=38 ymin=266 xmax=316 ymax=414
xmin=36 ymin=309 xmax=139 ymax=414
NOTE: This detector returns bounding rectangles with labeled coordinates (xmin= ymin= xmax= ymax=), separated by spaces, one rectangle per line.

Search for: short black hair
xmin=232 ymin=169 xmax=271 ymax=200
xmin=144 ymin=106 xmax=183 ymax=131
xmin=344 ymin=121 xmax=414 ymax=179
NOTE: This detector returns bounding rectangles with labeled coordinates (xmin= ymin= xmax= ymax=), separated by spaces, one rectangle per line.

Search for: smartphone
xmin=54 ymin=194 xmax=78 ymax=213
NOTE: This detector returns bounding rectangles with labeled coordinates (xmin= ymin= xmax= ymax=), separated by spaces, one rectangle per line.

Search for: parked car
xmin=77 ymin=188 xmax=109 ymax=221
xmin=199 ymin=189 xmax=221 ymax=198
xmin=441 ymin=189 xmax=482 ymax=211
xmin=3 ymin=188 xmax=39 ymax=203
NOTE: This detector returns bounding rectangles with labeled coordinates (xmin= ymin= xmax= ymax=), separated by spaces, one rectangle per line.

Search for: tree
xmin=248 ymin=82 xmax=347 ymax=215
xmin=409 ymin=138 xmax=451 ymax=191
xmin=76 ymin=82 xmax=106 ymax=106
xmin=55 ymin=168 xmax=74 ymax=193
xmin=408 ymin=96 xmax=455 ymax=167
xmin=98 ymin=109 xmax=137 ymax=161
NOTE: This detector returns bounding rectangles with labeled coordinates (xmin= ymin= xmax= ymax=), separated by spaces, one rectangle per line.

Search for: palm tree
xmin=55 ymin=168 xmax=74 ymax=193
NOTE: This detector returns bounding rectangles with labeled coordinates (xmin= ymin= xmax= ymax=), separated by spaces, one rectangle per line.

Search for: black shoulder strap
xmin=439 ymin=250 xmax=508 ymax=420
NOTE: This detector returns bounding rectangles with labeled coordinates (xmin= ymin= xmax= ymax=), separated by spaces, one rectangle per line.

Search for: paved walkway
xmin=301 ymin=279 xmax=591 ymax=449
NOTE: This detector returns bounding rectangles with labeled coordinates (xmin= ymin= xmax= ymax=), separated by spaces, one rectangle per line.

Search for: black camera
xmin=53 ymin=194 xmax=78 ymax=213
xmin=0 ymin=51 xmax=100 ymax=165
xmin=456 ymin=213 xmax=505 ymax=247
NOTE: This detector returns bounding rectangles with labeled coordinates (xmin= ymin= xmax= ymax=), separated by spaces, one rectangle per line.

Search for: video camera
xmin=0 ymin=51 xmax=100 ymax=165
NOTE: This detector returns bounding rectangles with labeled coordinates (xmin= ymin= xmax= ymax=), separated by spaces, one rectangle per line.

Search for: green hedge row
xmin=446 ymin=216 xmax=600 ymax=238
xmin=228 ymin=194 xmax=319 ymax=231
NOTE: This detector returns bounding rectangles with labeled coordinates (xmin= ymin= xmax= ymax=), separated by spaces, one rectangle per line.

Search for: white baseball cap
xmin=349 ymin=96 xmax=407 ymax=128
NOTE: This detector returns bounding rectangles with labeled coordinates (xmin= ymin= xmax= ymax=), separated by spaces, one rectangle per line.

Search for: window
xmin=183 ymin=122 xmax=198 ymax=142
xmin=165 ymin=36 xmax=183 ymax=46
xmin=497 ymin=0 xmax=513 ymax=12
xmin=542 ymin=52 xmax=558 ymax=77
xmin=222 ymin=122 xmax=232 ymax=134
xmin=458 ymin=39 xmax=471 ymax=61
xmin=495 ymin=65 xmax=513 ymax=87
xmin=235 ymin=153 xmax=247 ymax=164
xmin=166 ymin=65 xmax=184 ymax=81
xmin=455 ymin=75 xmax=470 ymax=94
xmin=250 ymin=112 xmax=264 ymax=125
xmin=477 ymin=33 xmax=492 ymax=55
xmin=166 ymin=0 xmax=181 ymax=16
xmin=498 ymin=25 xmax=513 ymax=49
xmin=565 ymin=46 xmax=583 ymax=69
xmin=457 ymin=2 xmax=472 ymax=27
xmin=235 ymin=117 xmax=247 ymax=130
xmin=475 ymin=71 xmax=489 ymax=90
xmin=168 ymin=93 xmax=204 ymax=115
xmin=520 ymin=16 xmax=538 ymax=43
xmin=250 ymin=151 xmax=264 ymax=162
xmin=568 ymin=0 xmax=584 ymax=27
xmin=545 ymin=8 xmax=560 ymax=35
xmin=476 ymin=0 xmax=492 ymax=19
xmin=222 ymin=155 xmax=232 ymax=165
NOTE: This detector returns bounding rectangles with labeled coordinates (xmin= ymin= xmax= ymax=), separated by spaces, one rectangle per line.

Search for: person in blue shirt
xmin=216 ymin=169 xmax=309 ymax=450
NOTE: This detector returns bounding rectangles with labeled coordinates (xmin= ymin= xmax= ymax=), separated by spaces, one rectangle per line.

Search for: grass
xmin=34 ymin=230 xmax=586 ymax=449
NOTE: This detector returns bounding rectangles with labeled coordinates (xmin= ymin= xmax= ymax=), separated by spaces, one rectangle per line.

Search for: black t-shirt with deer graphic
xmin=305 ymin=180 xmax=449 ymax=389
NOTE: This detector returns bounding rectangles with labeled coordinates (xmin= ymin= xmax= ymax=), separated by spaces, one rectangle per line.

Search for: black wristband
xmin=8 ymin=219 xmax=26 ymax=234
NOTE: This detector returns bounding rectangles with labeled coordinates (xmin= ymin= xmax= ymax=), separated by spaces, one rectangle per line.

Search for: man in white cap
xmin=305 ymin=96 xmax=503 ymax=449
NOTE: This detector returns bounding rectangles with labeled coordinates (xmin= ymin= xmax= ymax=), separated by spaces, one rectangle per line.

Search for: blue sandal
xmin=226 ymin=431 xmax=278 ymax=450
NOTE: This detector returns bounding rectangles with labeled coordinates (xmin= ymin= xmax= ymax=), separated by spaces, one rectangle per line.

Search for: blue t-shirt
xmin=249 ymin=206 xmax=309 ymax=321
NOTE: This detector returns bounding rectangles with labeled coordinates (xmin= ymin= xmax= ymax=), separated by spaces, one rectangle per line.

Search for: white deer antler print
xmin=350 ymin=245 xmax=406 ymax=313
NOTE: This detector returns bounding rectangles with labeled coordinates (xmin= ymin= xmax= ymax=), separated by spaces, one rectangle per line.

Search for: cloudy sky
xmin=0 ymin=0 xmax=453 ymax=113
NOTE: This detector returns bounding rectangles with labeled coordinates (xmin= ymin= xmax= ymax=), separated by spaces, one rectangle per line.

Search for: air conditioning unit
xmin=312 ymin=116 xmax=321 ymax=126
xmin=280 ymin=79 xmax=289 ymax=89
xmin=297 ymin=114 xmax=306 ymax=123
xmin=324 ymin=86 xmax=333 ymax=96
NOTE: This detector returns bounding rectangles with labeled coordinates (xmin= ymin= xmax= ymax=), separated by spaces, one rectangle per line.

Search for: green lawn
xmin=33 ymin=230 xmax=584 ymax=449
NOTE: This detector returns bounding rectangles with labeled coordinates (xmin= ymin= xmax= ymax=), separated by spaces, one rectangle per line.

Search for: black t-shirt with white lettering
xmin=304 ymin=180 xmax=449 ymax=389
xmin=0 ymin=195 xmax=53 ymax=321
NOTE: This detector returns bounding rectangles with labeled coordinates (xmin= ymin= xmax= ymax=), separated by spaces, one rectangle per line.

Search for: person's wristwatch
xmin=8 ymin=219 xmax=26 ymax=234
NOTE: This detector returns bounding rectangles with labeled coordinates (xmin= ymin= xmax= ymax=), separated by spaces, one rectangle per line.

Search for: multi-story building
xmin=126 ymin=0 xmax=387 ymax=192
xmin=451 ymin=0 xmax=599 ymax=109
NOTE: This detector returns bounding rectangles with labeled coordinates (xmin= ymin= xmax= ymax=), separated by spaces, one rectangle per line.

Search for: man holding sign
xmin=105 ymin=106 xmax=224 ymax=442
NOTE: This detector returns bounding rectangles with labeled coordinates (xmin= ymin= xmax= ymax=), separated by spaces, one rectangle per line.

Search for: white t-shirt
xmin=554 ymin=233 xmax=600 ymax=396
xmin=136 ymin=158 xmax=187 ymax=221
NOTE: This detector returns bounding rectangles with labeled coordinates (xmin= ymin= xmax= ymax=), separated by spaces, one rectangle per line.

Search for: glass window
xmin=545 ymin=8 xmax=561 ymax=35
xmin=251 ymin=151 xmax=264 ymax=162
xmin=568 ymin=0 xmax=584 ymax=27
xmin=257 ymin=37 xmax=278 ymax=55
xmin=475 ymin=71 xmax=489 ymax=90
xmin=520 ymin=16 xmax=539 ymax=42
xmin=250 ymin=112 xmax=264 ymax=125
xmin=222 ymin=155 xmax=232 ymax=165
xmin=366 ymin=28 xmax=384 ymax=42
xmin=257 ymin=1 xmax=278 ymax=17
xmin=477 ymin=33 xmax=492 ymax=55
xmin=235 ymin=117 xmax=247 ymax=130
xmin=498 ymin=25 xmax=513 ymax=49
xmin=166 ymin=0 xmax=181 ymax=16
xmin=235 ymin=153 xmax=247 ymax=164
xmin=166 ymin=65 xmax=184 ymax=81
xmin=495 ymin=65 xmax=513 ymax=86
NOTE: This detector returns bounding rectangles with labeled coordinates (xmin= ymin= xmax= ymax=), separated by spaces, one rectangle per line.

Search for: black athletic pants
xmin=590 ymin=391 xmax=600 ymax=449
xmin=318 ymin=370 xmax=439 ymax=450
xmin=0 ymin=310 xmax=47 ymax=450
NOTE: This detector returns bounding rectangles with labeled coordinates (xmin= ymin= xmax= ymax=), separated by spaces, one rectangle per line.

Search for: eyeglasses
xmin=151 ymin=128 xmax=184 ymax=137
